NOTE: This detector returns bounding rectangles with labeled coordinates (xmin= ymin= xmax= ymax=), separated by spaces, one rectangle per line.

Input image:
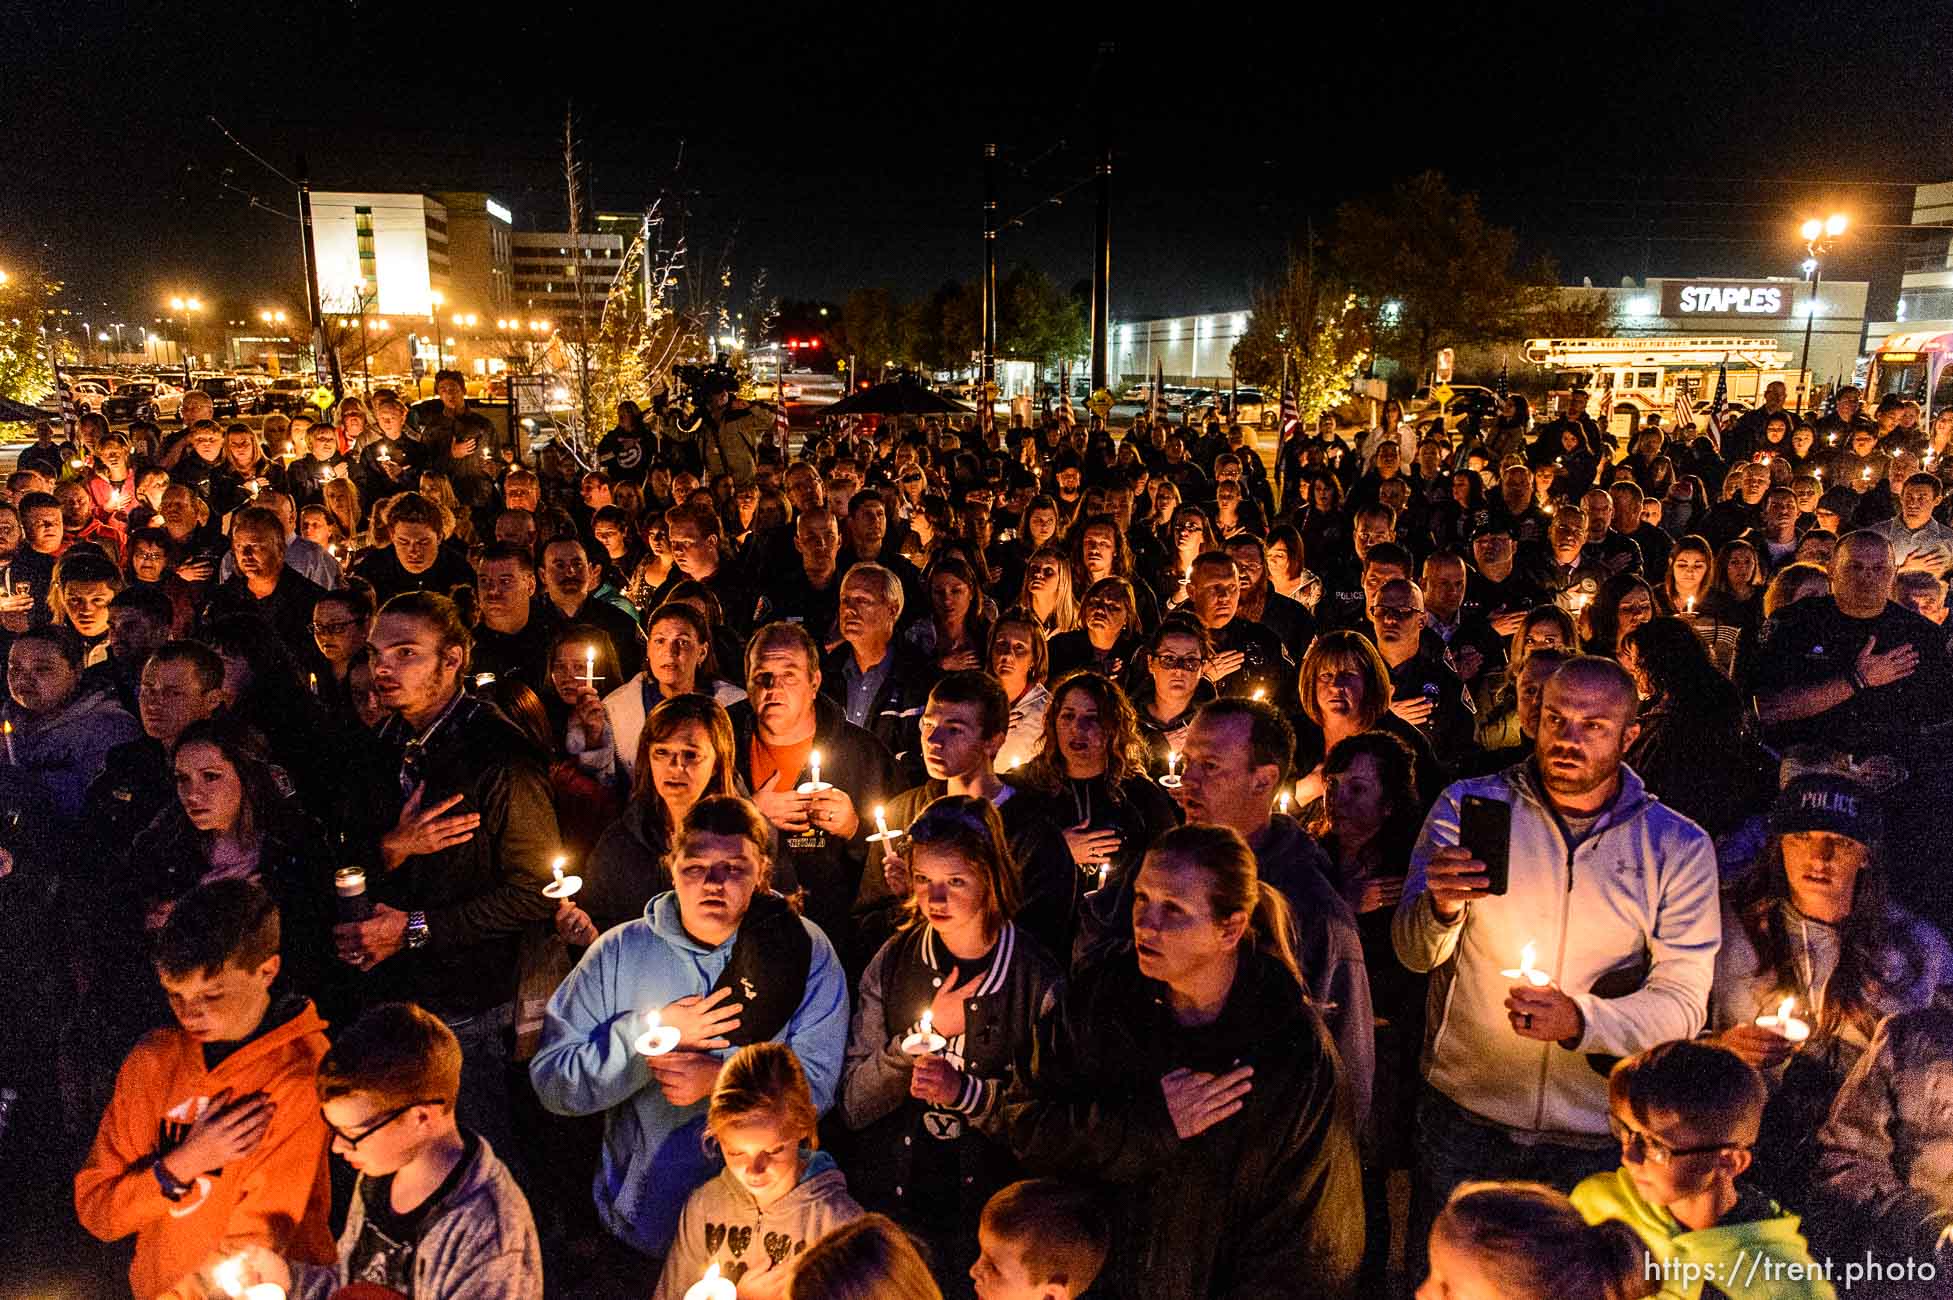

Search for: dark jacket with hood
xmin=348 ymin=692 xmax=561 ymax=1018
xmin=1005 ymin=946 xmax=1364 ymax=1299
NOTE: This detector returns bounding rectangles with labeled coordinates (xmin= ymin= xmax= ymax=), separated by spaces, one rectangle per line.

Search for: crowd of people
xmin=5 ymin=364 xmax=1953 ymax=1299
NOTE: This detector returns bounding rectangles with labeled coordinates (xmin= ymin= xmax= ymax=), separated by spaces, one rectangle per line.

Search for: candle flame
xmin=552 ymin=856 xmax=567 ymax=884
xmin=1519 ymin=941 xmax=1538 ymax=974
xmin=646 ymin=1007 xmax=664 ymax=1032
xmin=1776 ymin=995 xmax=1795 ymax=1021
xmin=702 ymin=1262 xmax=723 ymax=1285
xmin=918 ymin=1009 xmax=934 ymax=1035
xmin=213 ymin=1254 xmax=246 ymax=1298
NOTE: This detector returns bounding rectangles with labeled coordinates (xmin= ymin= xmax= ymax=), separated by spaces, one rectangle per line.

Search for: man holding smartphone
xmin=1391 ymin=656 xmax=1720 ymax=1280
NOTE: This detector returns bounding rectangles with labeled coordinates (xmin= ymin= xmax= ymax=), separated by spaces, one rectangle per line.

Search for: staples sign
xmin=1661 ymin=282 xmax=1793 ymax=318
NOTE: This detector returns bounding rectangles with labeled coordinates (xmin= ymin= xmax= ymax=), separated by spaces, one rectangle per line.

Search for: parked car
xmin=256 ymin=377 xmax=310 ymax=415
xmin=194 ymin=375 xmax=249 ymax=417
xmin=102 ymin=381 xmax=183 ymax=424
xmin=66 ymin=379 xmax=113 ymax=414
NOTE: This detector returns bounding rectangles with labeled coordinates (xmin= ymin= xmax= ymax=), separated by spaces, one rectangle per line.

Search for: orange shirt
xmin=750 ymin=734 xmax=815 ymax=794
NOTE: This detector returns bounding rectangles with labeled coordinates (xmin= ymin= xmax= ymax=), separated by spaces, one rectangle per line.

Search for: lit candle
xmin=683 ymin=1261 xmax=738 ymax=1300
xmin=1863 ymin=466 xmax=1874 ymax=481
xmin=1096 ymin=862 xmax=1110 ymax=891
xmin=1755 ymin=994 xmax=1811 ymax=1044
xmin=1685 ymin=596 xmax=1696 ymax=614
xmin=4 ymin=719 xmax=14 ymax=766
xmin=213 ymin=1254 xmax=285 ymax=1300
xmin=634 ymin=1007 xmax=681 ymax=1057
xmin=377 ymin=445 xmax=390 ymax=463
xmin=542 ymin=854 xmax=582 ymax=899
xmin=1277 ymin=790 xmax=1291 ymax=816
xmin=798 ymin=748 xmax=832 ymax=793
xmin=1500 ymin=941 xmax=1551 ymax=987
xmin=866 ymin=803 xmax=904 ymax=843
xmin=1252 ymin=686 xmax=1267 ymax=702
xmin=1159 ymin=750 xmax=1182 ymax=789
xmin=901 ymin=1008 xmax=947 ymax=1057
xmin=308 ymin=671 xmax=318 ymax=694
xmin=583 ymin=644 xmax=597 ymax=687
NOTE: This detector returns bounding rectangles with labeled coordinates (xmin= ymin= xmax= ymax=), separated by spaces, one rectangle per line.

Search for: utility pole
xmin=1089 ymin=43 xmax=1114 ymax=394
xmin=982 ymin=142 xmax=998 ymax=402
xmin=296 ymin=154 xmax=335 ymax=398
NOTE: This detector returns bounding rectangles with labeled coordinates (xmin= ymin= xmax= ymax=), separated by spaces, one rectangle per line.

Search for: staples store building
xmin=1578 ymin=276 xmax=1870 ymax=391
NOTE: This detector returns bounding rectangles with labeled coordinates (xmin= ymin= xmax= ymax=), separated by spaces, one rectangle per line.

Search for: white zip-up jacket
xmin=1393 ymin=761 xmax=1721 ymax=1138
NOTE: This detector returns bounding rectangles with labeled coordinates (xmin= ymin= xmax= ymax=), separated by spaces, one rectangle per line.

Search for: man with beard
xmin=538 ymin=536 xmax=646 ymax=678
xmin=1369 ymin=577 xmax=1476 ymax=769
xmin=1392 ymin=656 xmax=1719 ymax=1280
xmin=1225 ymin=533 xmax=1311 ymax=651
xmin=200 ymin=507 xmax=329 ymax=675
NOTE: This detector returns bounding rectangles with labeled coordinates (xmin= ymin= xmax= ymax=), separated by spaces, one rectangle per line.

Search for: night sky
xmin=5 ymin=0 xmax=1951 ymax=326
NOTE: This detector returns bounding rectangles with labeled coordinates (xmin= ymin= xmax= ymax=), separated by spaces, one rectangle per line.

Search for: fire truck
xmin=1864 ymin=330 xmax=1953 ymax=421
xmin=1522 ymin=336 xmax=1806 ymax=436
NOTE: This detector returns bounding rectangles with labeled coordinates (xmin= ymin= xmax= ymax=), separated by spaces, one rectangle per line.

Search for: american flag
xmin=1672 ymin=385 xmax=1697 ymax=437
xmin=1058 ymin=361 xmax=1073 ymax=426
xmin=773 ymin=399 xmax=790 ymax=445
xmin=1495 ymin=357 xmax=1510 ymax=400
xmin=1711 ymin=357 xmax=1728 ymax=414
xmin=46 ymin=339 xmax=76 ymax=440
xmin=1280 ymin=382 xmax=1299 ymax=435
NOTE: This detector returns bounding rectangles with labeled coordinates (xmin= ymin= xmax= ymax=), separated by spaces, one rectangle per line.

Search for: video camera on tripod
xmin=662 ymin=354 xmax=740 ymax=435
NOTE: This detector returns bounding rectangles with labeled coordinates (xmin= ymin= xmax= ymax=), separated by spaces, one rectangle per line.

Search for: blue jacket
xmin=527 ymin=891 xmax=849 ymax=1256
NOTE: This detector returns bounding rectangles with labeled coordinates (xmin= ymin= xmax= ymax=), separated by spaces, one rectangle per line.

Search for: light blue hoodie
xmin=527 ymin=891 xmax=849 ymax=1257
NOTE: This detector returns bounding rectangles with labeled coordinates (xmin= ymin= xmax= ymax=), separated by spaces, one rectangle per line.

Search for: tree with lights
xmin=0 ymin=268 xmax=61 ymax=414
xmin=1233 ymin=241 xmax=1369 ymax=424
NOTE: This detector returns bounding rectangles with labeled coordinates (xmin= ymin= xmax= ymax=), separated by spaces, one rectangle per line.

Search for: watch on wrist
xmin=151 ymin=1155 xmax=191 ymax=1201
xmin=405 ymin=910 xmax=429 ymax=949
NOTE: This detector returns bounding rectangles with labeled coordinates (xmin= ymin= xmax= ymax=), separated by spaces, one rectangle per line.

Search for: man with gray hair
xmin=819 ymin=561 xmax=934 ymax=786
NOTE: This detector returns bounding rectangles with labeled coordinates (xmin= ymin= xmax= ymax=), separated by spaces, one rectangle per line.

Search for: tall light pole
xmin=1794 ymin=213 xmax=1848 ymax=418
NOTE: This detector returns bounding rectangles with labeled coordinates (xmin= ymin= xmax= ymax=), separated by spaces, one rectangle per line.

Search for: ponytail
xmin=1250 ymin=882 xmax=1305 ymax=993
xmin=1145 ymin=824 xmax=1306 ymax=993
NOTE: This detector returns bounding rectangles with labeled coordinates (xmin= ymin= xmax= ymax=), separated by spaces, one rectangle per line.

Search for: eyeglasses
xmin=323 ymin=1097 xmax=446 ymax=1148
xmin=1372 ymin=605 xmax=1422 ymax=622
xmin=1153 ymin=653 xmax=1203 ymax=672
xmin=311 ymin=618 xmax=360 ymax=636
xmin=1607 ymin=1113 xmax=1743 ymax=1167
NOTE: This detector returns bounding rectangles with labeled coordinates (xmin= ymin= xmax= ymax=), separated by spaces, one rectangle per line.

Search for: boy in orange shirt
xmin=75 ymin=878 xmax=335 ymax=1298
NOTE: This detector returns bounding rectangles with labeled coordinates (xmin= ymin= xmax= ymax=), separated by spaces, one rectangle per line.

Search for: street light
xmin=1794 ymin=212 xmax=1849 ymax=417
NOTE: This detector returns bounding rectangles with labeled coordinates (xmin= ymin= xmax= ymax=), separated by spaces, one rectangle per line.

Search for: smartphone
xmin=1458 ymin=795 xmax=1513 ymax=896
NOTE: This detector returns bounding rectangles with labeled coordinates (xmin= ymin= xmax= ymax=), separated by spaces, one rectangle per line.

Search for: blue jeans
xmin=1405 ymin=1086 xmax=1618 ymax=1286
xmin=444 ymin=1003 xmax=523 ymax=1184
